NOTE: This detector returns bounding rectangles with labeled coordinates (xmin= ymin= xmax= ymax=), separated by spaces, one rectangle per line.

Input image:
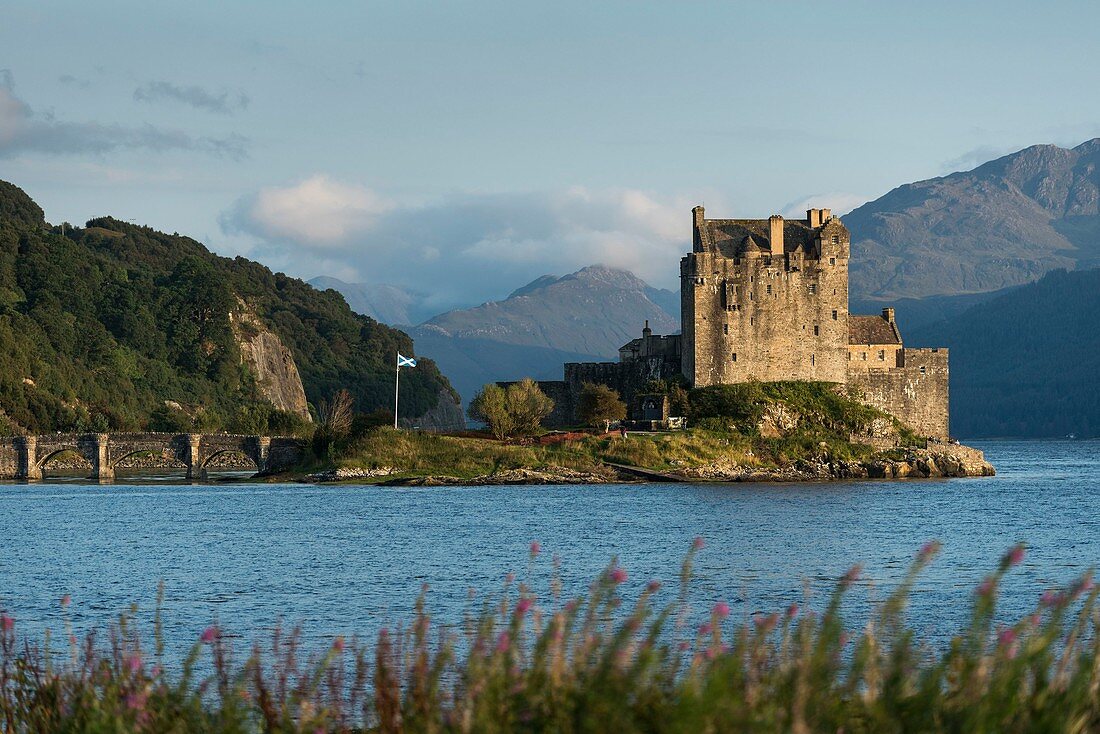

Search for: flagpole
xmin=394 ymin=354 xmax=400 ymax=430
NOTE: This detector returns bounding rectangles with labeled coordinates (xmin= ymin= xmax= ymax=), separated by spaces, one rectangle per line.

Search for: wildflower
xmin=123 ymin=692 xmax=148 ymax=711
xmin=495 ymin=632 xmax=510 ymax=653
xmin=678 ymin=641 xmax=690 ymax=651
xmin=713 ymin=601 xmax=731 ymax=619
xmin=840 ymin=565 xmax=862 ymax=589
xmin=786 ymin=603 xmax=799 ymax=619
xmin=333 ymin=636 xmax=345 ymax=653
xmin=699 ymin=623 xmax=713 ymax=635
xmin=69 ymin=635 xmax=77 ymax=646
xmin=610 ymin=567 xmax=628 ymax=584
xmin=976 ymin=577 xmax=995 ymax=597
xmin=1041 ymin=590 xmax=1063 ymax=607
xmin=754 ymin=613 xmax=779 ymax=632
xmin=529 ymin=541 xmax=541 ymax=557
xmin=998 ymin=628 xmax=1017 ymax=646
xmin=1006 ymin=544 xmax=1026 ymax=567
xmin=505 ymin=572 xmax=515 ymax=584
xmin=516 ymin=597 xmax=533 ymax=615
xmin=1 ymin=615 xmax=13 ymax=632
xmin=646 ymin=580 xmax=662 ymax=593
xmin=127 ymin=655 xmax=142 ymax=674
xmin=200 ymin=626 xmax=218 ymax=644
xmin=60 ymin=594 xmax=71 ymax=607
xmin=693 ymin=536 xmax=705 ymax=551
xmin=918 ymin=540 xmax=941 ymax=561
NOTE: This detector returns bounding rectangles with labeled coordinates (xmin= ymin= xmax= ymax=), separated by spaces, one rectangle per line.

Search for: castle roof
xmin=702 ymin=219 xmax=818 ymax=257
xmin=849 ymin=315 xmax=902 ymax=346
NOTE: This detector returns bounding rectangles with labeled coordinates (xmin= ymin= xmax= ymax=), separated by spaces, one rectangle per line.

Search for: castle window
xmin=723 ymin=324 xmax=728 ymax=335
xmin=878 ymin=350 xmax=885 ymax=361
xmin=809 ymin=283 xmax=817 ymax=294
xmin=750 ymin=317 xmax=754 ymax=326
xmin=920 ymin=366 xmax=927 ymax=375
xmin=766 ymin=284 xmax=772 ymax=295
xmin=832 ymin=310 xmax=838 ymax=320
xmin=830 ymin=258 xmax=836 ymax=265
xmin=861 ymin=352 xmax=867 ymax=361
xmin=814 ymin=325 xmax=820 ymax=336
xmin=831 ymin=235 xmax=839 ymax=245
xmin=732 ymin=352 xmax=737 ymax=362
xmin=811 ymin=354 xmax=815 ymax=366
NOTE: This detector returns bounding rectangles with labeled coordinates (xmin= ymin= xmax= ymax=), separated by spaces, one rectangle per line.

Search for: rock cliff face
xmin=403 ymin=386 xmax=465 ymax=431
xmin=230 ymin=304 xmax=312 ymax=421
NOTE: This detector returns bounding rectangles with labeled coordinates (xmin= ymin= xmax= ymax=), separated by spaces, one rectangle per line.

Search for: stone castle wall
xmin=682 ymin=218 xmax=850 ymax=387
xmin=848 ymin=348 xmax=949 ymax=439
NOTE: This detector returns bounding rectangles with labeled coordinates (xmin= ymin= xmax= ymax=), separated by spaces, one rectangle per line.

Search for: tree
xmin=468 ymin=384 xmax=513 ymax=440
xmin=576 ymin=383 xmax=626 ymax=432
xmin=505 ymin=378 xmax=555 ymax=437
xmin=469 ymin=379 xmax=554 ymax=440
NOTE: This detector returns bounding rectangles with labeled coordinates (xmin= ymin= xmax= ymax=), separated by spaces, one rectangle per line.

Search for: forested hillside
xmin=908 ymin=268 xmax=1100 ymax=438
xmin=0 ymin=180 xmax=455 ymax=434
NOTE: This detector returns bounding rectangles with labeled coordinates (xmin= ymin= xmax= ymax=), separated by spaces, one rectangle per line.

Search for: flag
xmin=397 ymin=353 xmax=417 ymax=368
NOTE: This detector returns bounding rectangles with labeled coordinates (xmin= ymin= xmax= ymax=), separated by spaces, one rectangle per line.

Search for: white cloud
xmin=233 ymin=175 xmax=394 ymax=246
xmin=222 ymin=179 xmax=707 ymax=309
xmin=782 ymin=192 xmax=868 ymax=218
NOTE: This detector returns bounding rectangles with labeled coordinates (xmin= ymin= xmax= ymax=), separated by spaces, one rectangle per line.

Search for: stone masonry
xmin=511 ymin=207 xmax=951 ymax=438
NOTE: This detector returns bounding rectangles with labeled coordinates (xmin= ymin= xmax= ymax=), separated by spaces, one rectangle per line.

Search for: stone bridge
xmin=0 ymin=433 xmax=304 ymax=481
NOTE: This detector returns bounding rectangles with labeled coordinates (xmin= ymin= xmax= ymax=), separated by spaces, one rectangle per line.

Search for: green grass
xmin=2 ymin=543 xmax=1098 ymax=732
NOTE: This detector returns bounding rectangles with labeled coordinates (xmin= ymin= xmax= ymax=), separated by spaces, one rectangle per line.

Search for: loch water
xmin=0 ymin=439 xmax=1097 ymax=656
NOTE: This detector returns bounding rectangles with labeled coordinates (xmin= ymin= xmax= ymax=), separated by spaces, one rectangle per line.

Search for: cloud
xmin=941 ymin=145 xmax=1016 ymax=173
xmin=133 ymin=81 xmax=250 ymax=115
xmin=222 ymin=178 xmax=703 ymax=310
xmin=0 ymin=74 xmax=248 ymax=159
xmin=781 ymin=192 xmax=868 ymax=218
xmin=58 ymin=74 xmax=91 ymax=89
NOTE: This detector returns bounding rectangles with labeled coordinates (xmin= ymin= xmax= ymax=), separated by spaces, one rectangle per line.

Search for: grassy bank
xmin=1 ymin=543 xmax=1096 ymax=732
xmin=308 ymin=381 xmax=913 ymax=482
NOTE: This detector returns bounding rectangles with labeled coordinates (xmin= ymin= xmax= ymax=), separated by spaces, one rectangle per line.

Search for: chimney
xmin=807 ymin=208 xmax=822 ymax=228
xmin=768 ymin=214 xmax=784 ymax=254
xmin=692 ymin=205 xmax=706 ymax=252
xmin=882 ymin=307 xmax=895 ymax=324
xmin=643 ymin=319 xmax=652 ymax=338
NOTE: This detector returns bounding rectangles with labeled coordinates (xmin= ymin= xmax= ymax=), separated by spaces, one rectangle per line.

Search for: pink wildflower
xmin=69 ymin=635 xmax=77 ymax=646
xmin=60 ymin=594 xmax=71 ymax=607
xmin=124 ymin=692 xmax=148 ymax=711
xmin=516 ymin=597 xmax=533 ymax=615
xmin=495 ymin=632 xmax=510 ymax=653
xmin=976 ymin=578 xmax=995 ymax=597
xmin=786 ymin=603 xmax=799 ymax=619
xmin=610 ymin=567 xmax=628 ymax=584
xmin=754 ymin=613 xmax=779 ymax=632
xmin=199 ymin=626 xmax=218 ymax=644
xmin=1 ymin=615 xmax=13 ymax=633
xmin=998 ymin=628 xmax=1017 ymax=646
xmin=333 ymin=636 xmax=345 ymax=653
xmin=1006 ymin=544 xmax=1025 ymax=567
xmin=678 ymin=641 xmax=690 ymax=651
xmin=713 ymin=601 xmax=731 ymax=619
xmin=529 ymin=540 xmax=541 ymax=556
xmin=1040 ymin=590 xmax=1062 ymax=607
xmin=693 ymin=536 xmax=705 ymax=551
xmin=699 ymin=623 xmax=713 ymax=635
xmin=127 ymin=655 xmax=142 ymax=674
xmin=918 ymin=540 xmax=940 ymax=561
xmin=646 ymin=580 xmax=662 ymax=593
xmin=840 ymin=564 xmax=862 ymax=588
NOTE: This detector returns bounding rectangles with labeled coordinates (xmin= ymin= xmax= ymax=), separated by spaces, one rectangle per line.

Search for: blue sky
xmin=3 ymin=0 xmax=1099 ymax=309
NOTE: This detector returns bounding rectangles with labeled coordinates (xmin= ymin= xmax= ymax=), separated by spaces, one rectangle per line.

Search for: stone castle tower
xmin=510 ymin=206 xmax=950 ymax=439
xmin=681 ymin=207 xmax=849 ymax=385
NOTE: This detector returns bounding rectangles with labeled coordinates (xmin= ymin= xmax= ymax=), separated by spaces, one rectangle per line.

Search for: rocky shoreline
xmin=306 ymin=443 xmax=994 ymax=486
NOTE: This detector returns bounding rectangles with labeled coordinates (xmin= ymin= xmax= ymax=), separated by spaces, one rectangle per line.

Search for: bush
xmin=576 ymin=382 xmax=626 ymax=431
xmin=469 ymin=379 xmax=554 ymax=440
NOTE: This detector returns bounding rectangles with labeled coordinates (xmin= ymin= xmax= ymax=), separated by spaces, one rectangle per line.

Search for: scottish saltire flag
xmin=397 ymin=353 xmax=417 ymax=368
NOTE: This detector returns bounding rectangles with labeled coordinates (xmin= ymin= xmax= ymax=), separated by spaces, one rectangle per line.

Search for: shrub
xmin=576 ymin=382 xmax=626 ymax=432
xmin=469 ymin=379 xmax=554 ymax=440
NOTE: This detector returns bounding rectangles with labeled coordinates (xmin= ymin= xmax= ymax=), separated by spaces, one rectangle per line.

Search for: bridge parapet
xmin=0 ymin=433 xmax=304 ymax=481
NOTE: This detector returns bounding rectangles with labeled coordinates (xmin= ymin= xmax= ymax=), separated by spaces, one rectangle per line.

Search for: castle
xmin=523 ymin=207 xmax=949 ymax=439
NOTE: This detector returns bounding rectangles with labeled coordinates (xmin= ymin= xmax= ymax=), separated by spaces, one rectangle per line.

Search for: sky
xmin=3 ymin=0 xmax=1100 ymax=312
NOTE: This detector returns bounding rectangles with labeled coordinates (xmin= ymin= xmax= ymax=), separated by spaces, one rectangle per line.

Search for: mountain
xmin=847 ymin=139 xmax=1100 ymax=301
xmin=0 ymin=180 xmax=461 ymax=434
xmin=308 ymin=276 xmax=440 ymax=326
xmin=408 ymin=265 xmax=679 ymax=405
xmin=907 ymin=268 xmax=1100 ymax=438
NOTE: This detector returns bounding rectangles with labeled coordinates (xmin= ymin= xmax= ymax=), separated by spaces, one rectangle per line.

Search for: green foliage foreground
xmin=2 ymin=542 xmax=1098 ymax=732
